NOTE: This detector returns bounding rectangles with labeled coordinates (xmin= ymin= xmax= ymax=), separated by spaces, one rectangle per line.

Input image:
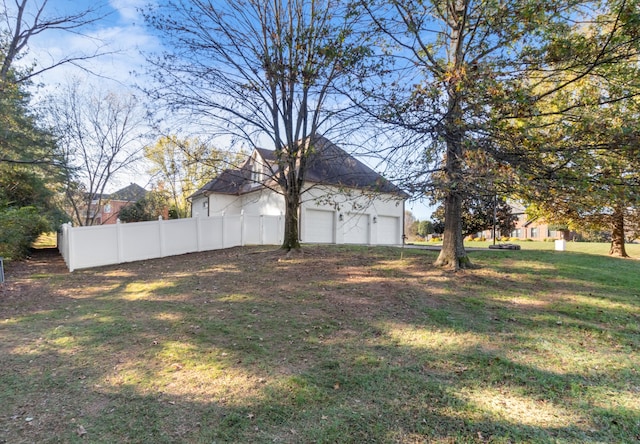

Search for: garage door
xmin=305 ymin=209 xmax=334 ymax=243
xmin=377 ymin=216 xmax=399 ymax=245
xmin=343 ymin=213 xmax=369 ymax=244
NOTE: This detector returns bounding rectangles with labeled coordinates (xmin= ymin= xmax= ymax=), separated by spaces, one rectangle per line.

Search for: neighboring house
xmin=479 ymin=202 xmax=576 ymax=241
xmin=90 ymin=183 xmax=148 ymax=225
xmin=190 ymin=136 xmax=409 ymax=245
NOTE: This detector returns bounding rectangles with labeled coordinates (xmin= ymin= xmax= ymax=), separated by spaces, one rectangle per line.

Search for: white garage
xmin=191 ymin=136 xmax=408 ymax=246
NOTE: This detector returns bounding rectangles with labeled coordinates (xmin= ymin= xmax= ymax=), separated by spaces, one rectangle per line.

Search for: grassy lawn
xmin=419 ymin=239 xmax=640 ymax=256
xmin=1 ymin=245 xmax=638 ymax=443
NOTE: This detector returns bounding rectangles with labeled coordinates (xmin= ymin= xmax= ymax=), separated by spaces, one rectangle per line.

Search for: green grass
xmin=1 ymin=244 xmax=639 ymax=443
xmin=462 ymin=239 xmax=640 ymax=256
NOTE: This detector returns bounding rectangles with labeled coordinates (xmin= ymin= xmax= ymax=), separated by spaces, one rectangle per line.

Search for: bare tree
xmin=143 ymin=0 xmax=368 ymax=250
xmin=46 ymin=80 xmax=150 ymax=226
xmin=0 ymin=0 xmax=110 ymax=86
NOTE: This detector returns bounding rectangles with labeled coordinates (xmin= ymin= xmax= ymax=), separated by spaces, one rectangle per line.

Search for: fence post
xmin=158 ymin=216 xmax=165 ymax=257
xmin=195 ymin=216 xmax=202 ymax=252
xmin=221 ymin=211 xmax=226 ymax=248
xmin=116 ymin=219 xmax=124 ymax=264
xmin=259 ymin=215 xmax=264 ymax=245
xmin=240 ymin=210 xmax=245 ymax=246
xmin=67 ymin=223 xmax=75 ymax=272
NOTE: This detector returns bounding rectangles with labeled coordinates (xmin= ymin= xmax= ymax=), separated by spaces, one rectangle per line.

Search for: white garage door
xmin=305 ymin=209 xmax=334 ymax=243
xmin=377 ymin=216 xmax=400 ymax=245
xmin=343 ymin=213 xmax=369 ymax=244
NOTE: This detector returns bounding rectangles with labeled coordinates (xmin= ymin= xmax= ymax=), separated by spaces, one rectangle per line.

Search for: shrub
xmin=0 ymin=206 xmax=50 ymax=260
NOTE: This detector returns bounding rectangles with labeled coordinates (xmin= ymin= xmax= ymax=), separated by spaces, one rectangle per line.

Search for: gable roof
xmin=190 ymin=135 xmax=408 ymax=199
xmin=109 ymin=183 xmax=148 ymax=202
xmin=304 ymin=136 xmax=405 ymax=194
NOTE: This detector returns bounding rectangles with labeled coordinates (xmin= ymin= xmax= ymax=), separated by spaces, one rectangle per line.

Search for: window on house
xmin=511 ymin=228 xmax=521 ymax=238
xmin=251 ymin=162 xmax=262 ymax=184
xmin=104 ymin=203 xmax=112 ymax=214
xmin=530 ymin=227 xmax=538 ymax=238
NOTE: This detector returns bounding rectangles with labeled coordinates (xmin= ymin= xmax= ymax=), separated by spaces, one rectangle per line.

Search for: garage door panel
xmin=377 ymin=216 xmax=399 ymax=245
xmin=305 ymin=209 xmax=334 ymax=243
xmin=344 ymin=213 xmax=368 ymax=244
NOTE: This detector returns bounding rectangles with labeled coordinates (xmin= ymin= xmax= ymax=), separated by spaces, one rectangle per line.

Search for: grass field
xmin=459 ymin=239 xmax=640 ymax=256
xmin=1 ymin=244 xmax=638 ymax=443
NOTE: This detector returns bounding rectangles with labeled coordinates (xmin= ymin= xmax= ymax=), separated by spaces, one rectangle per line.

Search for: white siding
xmin=191 ymin=195 xmax=209 ymax=217
xmin=301 ymin=184 xmax=405 ymax=245
xmin=241 ymin=189 xmax=285 ymax=215
xmin=209 ymin=194 xmax=242 ymax=216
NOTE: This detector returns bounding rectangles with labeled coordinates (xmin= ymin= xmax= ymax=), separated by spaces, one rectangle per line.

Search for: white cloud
xmin=21 ymin=1 xmax=161 ymax=91
xmin=109 ymin=0 xmax=148 ymax=23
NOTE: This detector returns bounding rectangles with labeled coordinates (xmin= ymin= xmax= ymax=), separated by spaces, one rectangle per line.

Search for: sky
xmin=13 ymin=0 xmax=434 ymax=220
xmin=23 ymin=0 xmax=155 ymax=90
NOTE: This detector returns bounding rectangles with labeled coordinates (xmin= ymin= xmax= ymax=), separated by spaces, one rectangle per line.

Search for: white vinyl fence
xmin=58 ymin=214 xmax=283 ymax=272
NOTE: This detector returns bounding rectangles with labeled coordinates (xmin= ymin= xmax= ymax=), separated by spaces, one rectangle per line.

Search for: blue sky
xmin=16 ymin=0 xmax=434 ymax=220
xmin=22 ymin=0 xmax=156 ymax=89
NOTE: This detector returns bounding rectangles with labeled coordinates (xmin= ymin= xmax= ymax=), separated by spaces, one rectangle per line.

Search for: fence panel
xmin=223 ymin=214 xmax=243 ymax=247
xmin=120 ymin=221 xmax=162 ymax=263
xmin=71 ymin=225 xmax=120 ymax=270
xmin=162 ymin=218 xmax=198 ymax=256
xmin=243 ymin=215 xmax=261 ymax=245
xmin=198 ymin=216 xmax=224 ymax=250
xmin=263 ymin=216 xmax=283 ymax=245
xmin=58 ymin=214 xmax=284 ymax=271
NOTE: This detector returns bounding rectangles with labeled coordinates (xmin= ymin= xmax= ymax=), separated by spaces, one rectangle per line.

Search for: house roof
xmin=190 ymin=135 xmax=408 ymax=199
xmin=304 ymin=136 xmax=405 ymax=194
xmin=109 ymin=183 xmax=147 ymax=202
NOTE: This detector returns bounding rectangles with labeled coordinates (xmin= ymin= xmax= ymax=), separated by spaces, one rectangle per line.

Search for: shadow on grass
xmin=1 ymin=246 xmax=638 ymax=443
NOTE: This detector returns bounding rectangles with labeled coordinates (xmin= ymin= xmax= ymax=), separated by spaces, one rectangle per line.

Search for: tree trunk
xmin=609 ymin=206 xmax=628 ymax=257
xmin=281 ymin=185 xmax=301 ymax=251
xmin=434 ymin=189 xmax=471 ymax=269
xmin=434 ymin=0 xmax=471 ymax=270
